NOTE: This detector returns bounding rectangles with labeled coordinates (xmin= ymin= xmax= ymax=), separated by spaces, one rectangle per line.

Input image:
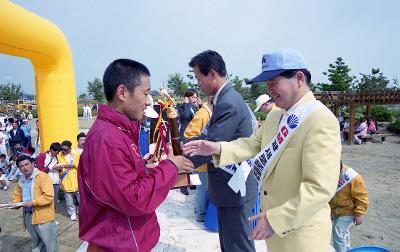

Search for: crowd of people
xmin=0 ymin=114 xmax=38 ymax=186
xmin=82 ymin=104 xmax=98 ymax=120
xmin=338 ymin=112 xmax=378 ymax=144
xmin=0 ymin=112 xmax=87 ymax=251
xmin=1 ymin=48 xmax=372 ymax=252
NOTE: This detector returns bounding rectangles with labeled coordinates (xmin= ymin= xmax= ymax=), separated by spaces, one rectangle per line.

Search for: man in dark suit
xmin=188 ymin=50 xmax=257 ymax=252
xmin=9 ymin=121 xmax=25 ymax=154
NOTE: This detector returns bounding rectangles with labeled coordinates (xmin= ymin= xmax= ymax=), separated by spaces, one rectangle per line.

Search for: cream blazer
xmin=214 ymin=92 xmax=341 ymax=252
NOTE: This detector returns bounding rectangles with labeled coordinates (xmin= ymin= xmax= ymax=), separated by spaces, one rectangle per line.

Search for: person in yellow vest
xmin=184 ymin=98 xmax=212 ymax=222
xmin=329 ymin=161 xmax=368 ymax=252
xmin=183 ymin=49 xmax=341 ymax=252
xmin=58 ymin=140 xmax=80 ymax=221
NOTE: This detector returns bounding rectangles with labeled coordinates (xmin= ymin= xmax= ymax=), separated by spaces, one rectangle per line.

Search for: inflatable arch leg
xmin=0 ymin=0 xmax=79 ymax=151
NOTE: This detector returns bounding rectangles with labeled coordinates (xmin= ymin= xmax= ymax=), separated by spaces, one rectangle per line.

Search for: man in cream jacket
xmin=183 ymin=49 xmax=341 ymax=252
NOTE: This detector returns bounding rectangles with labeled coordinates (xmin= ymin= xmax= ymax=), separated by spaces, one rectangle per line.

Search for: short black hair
xmin=16 ymin=155 xmax=33 ymax=167
xmin=50 ymin=142 xmax=62 ymax=152
xmin=61 ymin=140 xmax=72 ymax=148
xmin=0 ymin=153 xmax=6 ymax=159
xmin=184 ymin=89 xmax=198 ymax=98
xmin=103 ymin=59 xmax=151 ymax=102
xmin=77 ymin=132 xmax=86 ymax=141
xmin=279 ymin=69 xmax=312 ymax=84
xmin=28 ymin=146 xmax=35 ymax=154
xmin=189 ymin=50 xmax=227 ymax=77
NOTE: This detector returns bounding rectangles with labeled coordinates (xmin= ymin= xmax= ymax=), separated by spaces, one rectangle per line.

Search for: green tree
xmin=231 ymin=75 xmax=251 ymax=101
xmin=166 ymin=73 xmax=189 ymax=98
xmin=78 ymin=93 xmax=88 ymax=100
xmin=186 ymin=70 xmax=198 ymax=89
xmin=354 ymin=68 xmax=389 ymax=91
xmin=78 ymin=93 xmax=88 ymax=103
xmin=0 ymin=82 xmax=23 ymax=103
xmin=308 ymin=82 xmax=317 ymax=92
xmin=317 ymin=57 xmax=355 ymax=91
xmin=249 ymin=81 xmax=266 ymax=101
xmin=231 ymin=75 xmax=242 ymax=91
xmin=391 ymin=76 xmax=399 ymax=90
xmin=87 ymin=78 xmax=105 ymax=103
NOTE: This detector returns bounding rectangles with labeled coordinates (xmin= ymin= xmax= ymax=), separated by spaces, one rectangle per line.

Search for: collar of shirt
xmin=213 ymin=81 xmax=228 ymax=106
xmin=22 ymin=172 xmax=34 ymax=183
xmin=283 ymin=91 xmax=313 ymax=116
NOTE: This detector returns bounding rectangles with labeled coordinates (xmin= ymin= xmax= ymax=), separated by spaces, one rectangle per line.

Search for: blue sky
xmin=1 ymin=0 xmax=399 ymax=95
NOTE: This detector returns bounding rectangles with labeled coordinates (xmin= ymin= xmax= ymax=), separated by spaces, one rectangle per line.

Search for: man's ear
xmin=115 ymin=84 xmax=127 ymax=101
xmin=209 ymin=69 xmax=217 ymax=80
xmin=296 ymin=71 xmax=306 ymax=87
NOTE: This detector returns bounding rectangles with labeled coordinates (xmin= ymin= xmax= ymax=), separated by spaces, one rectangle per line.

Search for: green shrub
xmin=339 ymin=106 xmax=365 ymax=120
xmin=254 ymin=111 xmax=266 ymax=120
xmin=248 ymin=103 xmax=256 ymax=111
xmin=392 ymin=109 xmax=400 ymax=121
xmin=371 ymin=106 xmax=394 ymax=122
xmin=387 ymin=121 xmax=400 ymax=134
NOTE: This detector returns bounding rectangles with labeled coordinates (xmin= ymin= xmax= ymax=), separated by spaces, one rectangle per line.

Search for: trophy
xmin=152 ymin=88 xmax=191 ymax=189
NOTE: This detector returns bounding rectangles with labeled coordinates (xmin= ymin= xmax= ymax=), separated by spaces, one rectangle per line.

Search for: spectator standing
xmin=58 ymin=140 xmax=80 ymax=221
xmin=11 ymin=155 xmax=57 ymax=251
xmin=35 ymin=119 xmax=40 ymax=150
xmin=178 ymin=89 xmax=200 ymax=141
xmin=0 ymin=125 xmax=8 ymax=159
xmin=178 ymin=89 xmax=200 ymax=195
xmin=88 ymin=104 xmax=93 ymax=120
xmin=329 ymin=161 xmax=368 ymax=252
xmin=184 ymin=100 xmax=212 ymax=222
xmin=20 ymin=119 xmax=32 ymax=148
xmin=82 ymin=104 xmax=88 ymax=120
xmin=9 ymin=121 xmax=25 ymax=153
xmin=36 ymin=143 xmax=62 ymax=206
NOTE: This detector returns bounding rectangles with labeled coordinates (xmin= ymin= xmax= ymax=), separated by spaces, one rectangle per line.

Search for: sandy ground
xmin=0 ymin=117 xmax=399 ymax=252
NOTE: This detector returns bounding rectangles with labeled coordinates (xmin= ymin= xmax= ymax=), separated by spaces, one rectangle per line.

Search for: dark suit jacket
xmin=178 ymin=103 xmax=198 ymax=141
xmin=9 ymin=128 xmax=25 ymax=146
xmin=189 ymin=83 xmax=257 ymax=207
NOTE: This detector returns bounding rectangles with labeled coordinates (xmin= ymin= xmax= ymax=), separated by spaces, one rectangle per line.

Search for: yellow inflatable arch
xmin=0 ymin=0 xmax=79 ymax=151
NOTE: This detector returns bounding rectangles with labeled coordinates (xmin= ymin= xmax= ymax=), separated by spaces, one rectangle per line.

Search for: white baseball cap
xmin=144 ymin=95 xmax=159 ymax=118
xmin=254 ymin=94 xmax=273 ymax=112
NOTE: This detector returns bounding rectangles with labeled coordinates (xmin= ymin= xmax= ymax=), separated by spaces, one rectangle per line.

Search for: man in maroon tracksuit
xmin=78 ymin=59 xmax=194 ymax=251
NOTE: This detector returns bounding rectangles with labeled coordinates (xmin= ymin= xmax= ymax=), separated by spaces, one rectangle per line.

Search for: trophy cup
xmin=152 ymin=88 xmax=191 ymax=189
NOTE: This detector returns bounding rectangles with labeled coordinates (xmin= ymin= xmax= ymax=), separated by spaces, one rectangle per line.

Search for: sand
xmin=0 ymin=117 xmax=399 ymax=251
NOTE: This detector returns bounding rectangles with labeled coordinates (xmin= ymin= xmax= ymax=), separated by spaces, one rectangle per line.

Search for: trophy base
xmin=172 ymin=173 xmax=191 ymax=189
